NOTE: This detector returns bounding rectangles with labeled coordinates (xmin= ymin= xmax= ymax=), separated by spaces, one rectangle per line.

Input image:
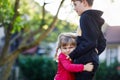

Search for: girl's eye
xmin=74 ymin=3 xmax=76 ymax=6
xmin=63 ymin=47 xmax=67 ymax=49
xmin=70 ymin=47 xmax=74 ymax=49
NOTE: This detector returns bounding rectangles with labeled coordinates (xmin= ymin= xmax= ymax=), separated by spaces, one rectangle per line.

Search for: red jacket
xmin=54 ymin=53 xmax=84 ymax=80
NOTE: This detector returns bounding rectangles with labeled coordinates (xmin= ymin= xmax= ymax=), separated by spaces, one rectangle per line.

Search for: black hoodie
xmin=69 ymin=10 xmax=106 ymax=61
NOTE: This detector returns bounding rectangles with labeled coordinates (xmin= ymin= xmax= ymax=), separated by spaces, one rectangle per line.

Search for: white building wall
xmin=0 ymin=27 xmax=4 ymax=38
xmin=118 ymin=46 xmax=120 ymax=62
xmin=49 ymin=43 xmax=57 ymax=57
xmin=99 ymin=49 xmax=106 ymax=62
xmin=0 ymin=27 xmax=4 ymax=46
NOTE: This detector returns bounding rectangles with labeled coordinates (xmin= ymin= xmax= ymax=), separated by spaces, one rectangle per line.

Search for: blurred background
xmin=0 ymin=0 xmax=120 ymax=80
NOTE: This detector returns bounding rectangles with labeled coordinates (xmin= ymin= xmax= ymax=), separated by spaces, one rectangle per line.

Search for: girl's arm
xmin=59 ymin=55 xmax=84 ymax=72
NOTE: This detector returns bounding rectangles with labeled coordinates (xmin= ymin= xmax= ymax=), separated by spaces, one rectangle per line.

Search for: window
xmin=106 ymin=47 xmax=118 ymax=66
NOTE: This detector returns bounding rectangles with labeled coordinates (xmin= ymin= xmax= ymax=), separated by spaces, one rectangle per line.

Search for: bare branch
xmin=19 ymin=28 xmax=42 ymax=46
xmin=42 ymin=2 xmax=46 ymax=21
xmin=36 ymin=0 xmax=65 ymax=44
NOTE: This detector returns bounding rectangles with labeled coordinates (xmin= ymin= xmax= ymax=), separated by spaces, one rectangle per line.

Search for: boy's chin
xmin=77 ymin=13 xmax=81 ymax=16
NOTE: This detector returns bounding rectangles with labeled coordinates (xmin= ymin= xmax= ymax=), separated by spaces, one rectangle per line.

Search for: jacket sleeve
xmin=97 ymin=31 xmax=106 ymax=55
xmin=69 ymin=14 xmax=99 ymax=59
xmin=59 ymin=55 xmax=84 ymax=72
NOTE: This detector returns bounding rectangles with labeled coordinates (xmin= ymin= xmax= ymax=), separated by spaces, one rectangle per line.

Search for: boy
xmin=69 ymin=0 xmax=106 ymax=80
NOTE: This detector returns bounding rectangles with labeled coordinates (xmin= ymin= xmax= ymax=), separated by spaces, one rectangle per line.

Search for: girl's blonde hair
xmin=54 ymin=32 xmax=77 ymax=60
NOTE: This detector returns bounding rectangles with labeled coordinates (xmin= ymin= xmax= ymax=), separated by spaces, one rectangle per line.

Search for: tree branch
xmin=10 ymin=32 xmax=22 ymax=44
xmin=19 ymin=0 xmax=65 ymax=47
xmin=0 ymin=0 xmax=65 ymax=66
xmin=0 ymin=0 xmax=20 ymax=59
xmin=36 ymin=0 xmax=65 ymax=44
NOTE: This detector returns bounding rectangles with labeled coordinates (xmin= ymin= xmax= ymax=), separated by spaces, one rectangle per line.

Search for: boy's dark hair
xmin=71 ymin=0 xmax=94 ymax=6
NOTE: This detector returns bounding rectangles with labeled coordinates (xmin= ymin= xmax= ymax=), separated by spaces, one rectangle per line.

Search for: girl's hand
xmin=66 ymin=55 xmax=72 ymax=61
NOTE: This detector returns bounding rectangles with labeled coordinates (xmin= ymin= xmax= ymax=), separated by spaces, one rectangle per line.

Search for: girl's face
xmin=61 ymin=44 xmax=76 ymax=55
xmin=73 ymin=1 xmax=85 ymax=16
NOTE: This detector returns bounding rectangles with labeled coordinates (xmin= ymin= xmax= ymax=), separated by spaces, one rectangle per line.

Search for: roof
xmin=105 ymin=26 xmax=120 ymax=44
xmin=22 ymin=46 xmax=37 ymax=55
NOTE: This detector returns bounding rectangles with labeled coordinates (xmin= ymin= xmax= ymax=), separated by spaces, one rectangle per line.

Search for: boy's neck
xmin=82 ymin=7 xmax=92 ymax=14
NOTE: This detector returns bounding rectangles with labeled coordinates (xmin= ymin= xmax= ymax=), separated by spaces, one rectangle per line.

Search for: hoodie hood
xmin=82 ymin=10 xmax=105 ymax=29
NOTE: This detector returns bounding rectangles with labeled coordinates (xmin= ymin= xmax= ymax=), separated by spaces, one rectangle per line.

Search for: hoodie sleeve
xmin=97 ymin=31 xmax=106 ymax=55
xmin=69 ymin=14 xmax=99 ymax=59
xmin=59 ymin=54 xmax=84 ymax=72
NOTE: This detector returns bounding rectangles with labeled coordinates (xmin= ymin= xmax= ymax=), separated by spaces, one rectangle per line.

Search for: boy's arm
xmin=97 ymin=31 xmax=106 ymax=55
xmin=69 ymin=14 xmax=99 ymax=59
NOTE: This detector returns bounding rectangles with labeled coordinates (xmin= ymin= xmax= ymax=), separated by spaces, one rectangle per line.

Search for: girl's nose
xmin=67 ymin=49 xmax=70 ymax=52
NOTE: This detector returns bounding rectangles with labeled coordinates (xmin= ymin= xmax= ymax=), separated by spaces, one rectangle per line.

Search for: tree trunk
xmin=0 ymin=0 xmax=65 ymax=80
xmin=0 ymin=60 xmax=15 ymax=80
xmin=0 ymin=51 xmax=19 ymax=80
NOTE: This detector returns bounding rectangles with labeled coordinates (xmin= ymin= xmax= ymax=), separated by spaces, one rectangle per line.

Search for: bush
xmin=94 ymin=61 xmax=120 ymax=80
xmin=19 ymin=55 xmax=57 ymax=80
xmin=19 ymin=55 xmax=120 ymax=80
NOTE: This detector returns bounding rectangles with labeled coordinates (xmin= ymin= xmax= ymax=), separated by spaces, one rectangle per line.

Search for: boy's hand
xmin=84 ymin=62 xmax=93 ymax=72
xmin=95 ymin=48 xmax=98 ymax=54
